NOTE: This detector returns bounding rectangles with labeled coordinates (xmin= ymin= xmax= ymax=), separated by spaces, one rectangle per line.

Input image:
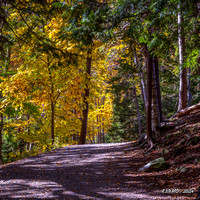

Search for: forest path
xmin=0 ymin=142 xmax=189 ymax=200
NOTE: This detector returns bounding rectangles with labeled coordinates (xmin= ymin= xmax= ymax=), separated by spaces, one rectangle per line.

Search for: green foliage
xmin=185 ymin=48 xmax=199 ymax=69
xmin=22 ymin=102 xmax=40 ymax=117
xmin=0 ymin=0 xmax=199 ymax=163
xmin=107 ymin=48 xmax=145 ymax=142
xmin=4 ymin=105 xmax=17 ymax=117
xmin=2 ymin=131 xmax=26 ymax=163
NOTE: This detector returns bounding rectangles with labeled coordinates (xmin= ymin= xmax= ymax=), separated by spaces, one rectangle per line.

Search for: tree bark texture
xmin=134 ymin=51 xmax=147 ymax=109
xmin=0 ymin=0 xmax=7 ymax=164
xmin=145 ymin=46 xmax=155 ymax=148
xmin=178 ymin=2 xmax=187 ymax=111
xmin=48 ymin=57 xmax=55 ymax=145
xmin=0 ymin=114 xmax=3 ymax=164
xmin=197 ymin=66 xmax=200 ymax=96
xmin=102 ymin=97 xmax=105 ymax=143
xmin=176 ymin=102 xmax=200 ymax=118
xmin=140 ymin=70 xmax=147 ymax=110
xmin=6 ymin=46 xmax=11 ymax=72
xmin=154 ymin=56 xmax=163 ymax=122
xmin=187 ymin=67 xmax=192 ymax=106
xmin=152 ymin=57 xmax=160 ymax=138
xmin=51 ymin=101 xmax=55 ymax=145
xmin=79 ymin=48 xmax=92 ymax=144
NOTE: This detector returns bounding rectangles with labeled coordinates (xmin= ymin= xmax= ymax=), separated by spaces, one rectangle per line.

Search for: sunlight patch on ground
xmin=66 ymin=142 xmax=134 ymax=148
xmin=62 ymin=191 xmax=101 ymax=200
xmin=0 ymin=179 xmax=63 ymax=199
xmin=97 ymin=191 xmax=177 ymax=200
xmin=19 ymin=150 xmax=124 ymax=170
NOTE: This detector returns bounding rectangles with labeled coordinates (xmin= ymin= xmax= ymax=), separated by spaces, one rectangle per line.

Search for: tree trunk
xmin=152 ymin=57 xmax=161 ymax=138
xmin=133 ymin=50 xmax=147 ymax=119
xmin=48 ymin=56 xmax=55 ymax=145
xmin=176 ymin=102 xmax=200 ymax=118
xmin=0 ymin=114 xmax=3 ymax=164
xmin=102 ymin=97 xmax=105 ymax=143
xmin=134 ymin=51 xmax=147 ymax=109
xmin=98 ymin=99 xmax=101 ymax=143
xmin=102 ymin=124 xmax=105 ymax=143
xmin=140 ymin=68 xmax=147 ymax=109
xmin=99 ymin=116 xmax=102 ymax=144
xmin=177 ymin=1 xmax=187 ymax=111
xmin=0 ymin=0 xmax=6 ymax=164
xmin=154 ymin=56 xmax=163 ymax=122
xmin=198 ymin=66 xmax=200 ymax=96
xmin=133 ymin=86 xmax=142 ymax=139
xmin=6 ymin=46 xmax=11 ymax=72
xmin=51 ymin=101 xmax=55 ymax=145
xmin=145 ymin=46 xmax=155 ymax=148
xmin=187 ymin=67 xmax=192 ymax=106
xmin=79 ymin=48 xmax=92 ymax=144
xmin=95 ymin=98 xmax=99 ymax=143
xmin=26 ymin=114 xmax=32 ymax=151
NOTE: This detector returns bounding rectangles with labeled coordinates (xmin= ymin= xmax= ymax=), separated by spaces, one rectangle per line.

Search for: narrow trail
xmin=0 ymin=142 xmax=193 ymax=200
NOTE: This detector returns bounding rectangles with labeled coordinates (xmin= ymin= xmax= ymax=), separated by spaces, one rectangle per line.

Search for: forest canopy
xmin=0 ymin=0 xmax=199 ymax=164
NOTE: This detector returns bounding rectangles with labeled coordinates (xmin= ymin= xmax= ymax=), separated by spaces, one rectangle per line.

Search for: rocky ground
xmin=136 ymin=109 xmax=200 ymax=199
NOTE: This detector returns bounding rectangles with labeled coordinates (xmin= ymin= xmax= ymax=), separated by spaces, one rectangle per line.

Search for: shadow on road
xmin=0 ymin=143 xmax=196 ymax=199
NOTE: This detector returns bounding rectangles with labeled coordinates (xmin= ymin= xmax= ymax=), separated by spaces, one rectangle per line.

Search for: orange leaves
xmin=2 ymin=0 xmax=116 ymax=147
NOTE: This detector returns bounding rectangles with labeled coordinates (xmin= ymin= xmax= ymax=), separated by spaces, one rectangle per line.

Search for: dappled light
xmin=1 ymin=143 xmax=199 ymax=199
xmin=0 ymin=0 xmax=199 ymax=199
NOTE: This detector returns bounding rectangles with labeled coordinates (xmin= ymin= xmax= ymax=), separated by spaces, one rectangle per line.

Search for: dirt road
xmin=0 ymin=142 xmax=196 ymax=199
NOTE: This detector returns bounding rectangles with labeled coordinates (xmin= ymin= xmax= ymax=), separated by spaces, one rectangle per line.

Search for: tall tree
xmin=154 ymin=56 xmax=163 ymax=122
xmin=140 ymin=67 xmax=147 ymax=109
xmin=0 ymin=114 xmax=3 ymax=164
xmin=177 ymin=1 xmax=187 ymax=111
xmin=0 ymin=0 xmax=10 ymax=164
xmin=152 ymin=57 xmax=160 ymax=137
xmin=60 ymin=0 xmax=109 ymax=144
xmin=144 ymin=46 xmax=155 ymax=148
xmin=198 ymin=65 xmax=200 ymax=96
xmin=79 ymin=47 xmax=92 ymax=144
